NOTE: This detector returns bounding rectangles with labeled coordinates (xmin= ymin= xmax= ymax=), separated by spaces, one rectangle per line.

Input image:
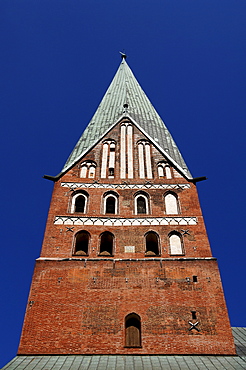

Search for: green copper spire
xmin=61 ymin=58 xmax=192 ymax=178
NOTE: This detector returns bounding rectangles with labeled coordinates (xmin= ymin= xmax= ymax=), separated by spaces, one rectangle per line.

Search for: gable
xmin=62 ymin=118 xmax=186 ymax=182
xmin=58 ymin=59 xmax=191 ymax=179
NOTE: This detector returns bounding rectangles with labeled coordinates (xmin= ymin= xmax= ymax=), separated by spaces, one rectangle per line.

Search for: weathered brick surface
xmin=19 ymin=259 xmax=235 ymax=354
xmin=18 ymin=120 xmax=236 ymax=355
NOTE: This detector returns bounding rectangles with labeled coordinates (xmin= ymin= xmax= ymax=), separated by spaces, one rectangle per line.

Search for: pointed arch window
xmin=74 ymin=231 xmax=90 ymax=256
xmin=71 ymin=192 xmax=88 ymax=214
xmin=99 ymin=231 xmax=114 ymax=256
xmin=164 ymin=192 xmax=179 ymax=214
xmin=125 ymin=313 xmax=141 ymax=347
xmin=169 ymin=232 xmax=184 ymax=255
xmin=134 ymin=192 xmax=149 ymax=215
xmin=145 ymin=231 xmax=160 ymax=256
xmin=103 ymin=192 xmax=118 ymax=214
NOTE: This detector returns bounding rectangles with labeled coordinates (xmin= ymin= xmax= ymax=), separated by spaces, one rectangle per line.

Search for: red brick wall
xmin=18 ymin=120 xmax=236 ymax=355
xmin=19 ymin=259 xmax=235 ymax=355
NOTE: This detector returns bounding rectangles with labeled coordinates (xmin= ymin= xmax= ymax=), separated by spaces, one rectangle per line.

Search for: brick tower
xmin=18 ymin=55 xmax=236 ymax=355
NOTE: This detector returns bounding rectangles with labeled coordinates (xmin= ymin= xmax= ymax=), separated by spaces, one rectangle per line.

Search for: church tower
xmin=18 ymin=56 xmax=236 ymax=355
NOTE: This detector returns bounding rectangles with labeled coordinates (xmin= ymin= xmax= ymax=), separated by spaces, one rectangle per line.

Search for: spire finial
xmin=119 ymin=51 xmax=127 ymax=60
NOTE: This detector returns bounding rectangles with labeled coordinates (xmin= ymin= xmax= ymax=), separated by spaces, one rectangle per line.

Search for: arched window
xmin=71 ymin=192 xmax=88 ymax=213
xmin=88 ymin=164 xmax=96 ymax=178
xmin=125 ymin=313 xmax=141 ymax=347
xmin=101 ymin=140 xmax=116 ymax=178
xmin=99 ymin=231 xmax=114 ymax=256
xmin=75 ymin=195 xmax=85 ymax=213
xmin=103 ymin=192 xmax=118 ymax=214
xmin=134 ymin=192 xmax=149 ymax=215
xmin=157 ymin=164 xmax=164 ymax=178
xmin=106 ymin=196 xmax=116 ymax=214
xmin=74 ymin=231 xmax=90 ymax=256
xmin=169 ymin=232 xmax=184 ymax=255
xmin=164 ymin=192 xmax=179 ymax=214
xmin=145 ymin=231 xmax=159 ymax=256
xmin=80 ymin=165 xmax=87 ymax=178
xmin=157 ymin=162 xmax=172 ymax=179
xmin=165 ymin=165 xmax=172 ymax=179
xmin=80 ymin=161 xmax=97 ymax=178
xmin=137 ymin=196 xmax=146 ymax=214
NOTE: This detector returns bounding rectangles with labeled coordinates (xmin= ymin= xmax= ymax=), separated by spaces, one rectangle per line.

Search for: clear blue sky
xmin=1 ymin=0 xmax=246 ymax=367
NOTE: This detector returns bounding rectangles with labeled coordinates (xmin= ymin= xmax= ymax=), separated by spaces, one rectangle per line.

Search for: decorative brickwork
xmin=18 ymin=60 xmax=236 ymax=356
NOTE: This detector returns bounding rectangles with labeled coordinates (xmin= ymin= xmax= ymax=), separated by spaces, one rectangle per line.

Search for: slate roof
xmin=61 ymin=57 xmax=192 ymax=179
xmin=3 ymin=327 xmax=246 ymax=369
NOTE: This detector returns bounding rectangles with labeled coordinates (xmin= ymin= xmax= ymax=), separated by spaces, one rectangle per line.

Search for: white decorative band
xmin=61 ymin=182 xmax=190 ymax=190
xmin=54 ymin=216 xmax=197 ymax=226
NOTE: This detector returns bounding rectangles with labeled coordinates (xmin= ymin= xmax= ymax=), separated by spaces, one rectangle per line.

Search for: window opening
xmin=193 ymin=276 xmax=198 ymax=283
xmin=105 ymin=196 xmax=116 ymax=214
xmin=75 ymin=195 xmax=86 ymax=213
xmin=74 ymin=231 xmax=89 ymax=256
xmin=99 ymin=232 xmax=114 ymax=256
xmin=145 ymin=232 xmax=159 ymax=256
xmin=88 ymin=165 xmax=96 ymax=178
xmin=137 ymin=196 xmax=146 ymax=214
xmin=191 ymin=311 xmax=197 ymax=320
xmin=109 ymin=168 xmax=114 ymax=176
xmin=125 ymin=313 xmax=141 ymax=347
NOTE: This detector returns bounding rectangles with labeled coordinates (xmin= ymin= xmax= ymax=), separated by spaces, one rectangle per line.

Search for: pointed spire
xmin=61 ymin=59 xmax=192 ymax=178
